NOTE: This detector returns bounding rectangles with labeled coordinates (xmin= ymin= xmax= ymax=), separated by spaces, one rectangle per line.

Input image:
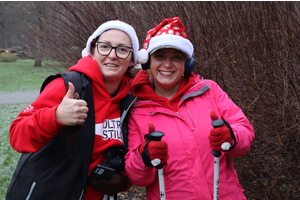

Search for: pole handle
xmin=150 ymin=131 xmax=164 ymax=141
xmin=148 ymin=131 xmax=166 ymax=169
xmin=211 ymin=119 xmax=224 ymax=157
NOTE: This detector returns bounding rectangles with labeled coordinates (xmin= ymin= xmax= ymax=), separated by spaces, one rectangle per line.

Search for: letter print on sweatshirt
xmin=95 ymin=117 xmax=122 ymax=143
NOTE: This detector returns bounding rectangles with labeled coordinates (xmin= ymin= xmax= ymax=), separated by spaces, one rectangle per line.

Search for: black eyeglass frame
xmin=95 ymin=42 xmax=133 ymax=59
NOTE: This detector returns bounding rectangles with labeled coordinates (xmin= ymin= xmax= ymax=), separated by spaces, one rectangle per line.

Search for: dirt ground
xmin=118 ymin=185 xmax=146 ymax=200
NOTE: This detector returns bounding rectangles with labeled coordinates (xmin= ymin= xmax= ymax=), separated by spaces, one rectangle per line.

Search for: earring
xmin=148 ymin=69 xmax=151 ymax=75
xmin=182 ymin=73 xmax=185 ymax=79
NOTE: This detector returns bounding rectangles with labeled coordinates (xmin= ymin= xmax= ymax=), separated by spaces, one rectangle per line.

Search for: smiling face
xmin=149 ymin=48 xmax=186 ymax=93
xmin=91 ymin=29 xmax=132 ymax=86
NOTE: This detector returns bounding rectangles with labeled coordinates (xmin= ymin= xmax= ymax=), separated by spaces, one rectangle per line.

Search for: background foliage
xmin=1 ymin=2 xmax=300 ymax=199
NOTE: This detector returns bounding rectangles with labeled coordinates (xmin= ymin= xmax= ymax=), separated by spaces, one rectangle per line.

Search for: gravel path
xmin=0 ymin=90 xmax=39 ymax=105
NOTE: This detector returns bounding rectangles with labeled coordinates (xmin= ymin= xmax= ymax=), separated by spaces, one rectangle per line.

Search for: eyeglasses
xmin=96 ymin=42 xmax=133 ymax=59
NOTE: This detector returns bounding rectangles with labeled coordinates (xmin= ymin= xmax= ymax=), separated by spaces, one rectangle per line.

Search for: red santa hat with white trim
xmin=137 ymin=17 xmax=194 ymax=65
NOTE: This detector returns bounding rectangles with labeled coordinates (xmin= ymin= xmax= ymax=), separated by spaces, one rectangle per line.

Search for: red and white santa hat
xmin=82 ymin=20 xmax=139 ymax=67
xmin=138 ymin=17 xmax=194 ymax=64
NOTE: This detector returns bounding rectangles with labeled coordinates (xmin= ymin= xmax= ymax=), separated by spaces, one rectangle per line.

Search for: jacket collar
xmin=181 ymin=82 xmax=210 ymax=101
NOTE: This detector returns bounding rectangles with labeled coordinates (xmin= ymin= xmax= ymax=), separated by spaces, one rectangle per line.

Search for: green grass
xmin=0 ymin=59 xmax=66 ymax=92
xmin=0 ymin=59 xmax=66 ymax=199
xmin=0 ymin=104 xmax=28 ymax=199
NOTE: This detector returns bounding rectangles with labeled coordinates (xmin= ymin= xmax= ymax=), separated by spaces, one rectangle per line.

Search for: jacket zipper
xmin=78 ymin=189 xmax=84 ymax=200
xmin=186 ymin=106 xmax=197 ymax=130
xmin=25 ymin=181 xmax=36 ymax=200
xmin=180 ymin=84 xmax=210 ymax=130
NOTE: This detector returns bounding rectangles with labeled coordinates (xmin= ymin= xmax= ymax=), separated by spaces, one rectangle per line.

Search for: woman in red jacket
xmin=7 ymin=20 xmax=139 ymax=200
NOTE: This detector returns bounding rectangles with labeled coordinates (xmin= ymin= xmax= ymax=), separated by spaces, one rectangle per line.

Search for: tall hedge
xmin=23 ymin=2 xmax=300 ymax=199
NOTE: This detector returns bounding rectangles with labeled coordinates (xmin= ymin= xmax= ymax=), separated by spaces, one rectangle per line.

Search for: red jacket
xmin=9 ymin=56 xmax=132 ymax=199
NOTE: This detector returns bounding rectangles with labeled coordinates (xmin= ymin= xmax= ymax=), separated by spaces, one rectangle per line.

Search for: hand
xmin=56 ymin=82 xmax=89 ymax=126
xmin=209 ymin=110 xmax=232 ymax=152
xmin=60 ymin=91 xmax=83 ymax=145
xmin=139 ymin=123 xmax=169 ymax=167
xmin=89 ymin=173 xmax=129 ymax=196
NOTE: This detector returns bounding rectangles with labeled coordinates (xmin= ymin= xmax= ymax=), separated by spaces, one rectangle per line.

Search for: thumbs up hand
xmin=56 ymin=82 xmax=89 ymax=126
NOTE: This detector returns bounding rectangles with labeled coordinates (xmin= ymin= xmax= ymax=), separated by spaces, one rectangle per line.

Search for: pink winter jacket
xmin=125 ymin=74 xmax=255 ymax=200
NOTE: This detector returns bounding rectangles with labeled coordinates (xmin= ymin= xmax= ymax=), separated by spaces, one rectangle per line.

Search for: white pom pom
xmin=81 ymin=48 xmax=88 ymax=57
xmin=134 ymin=63 xmax=142 ymax=69
xmin=221 ymin=142 xmax=231 ymax=151
xmin=137 ymin=49 xmax=149 ymax=64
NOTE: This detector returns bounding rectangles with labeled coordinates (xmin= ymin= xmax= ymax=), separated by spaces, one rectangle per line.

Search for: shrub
xmin=0 ymin=52 xmax=18 ymax=62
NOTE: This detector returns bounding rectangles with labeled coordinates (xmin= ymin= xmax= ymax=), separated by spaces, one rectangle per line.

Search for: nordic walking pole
xmin=211 ymin=119 xmax=224 ymax=200
xmin=149 ymin=131 xmax=166 ymax=200
xmin=102 ymin=195 xmax=114 ymax=200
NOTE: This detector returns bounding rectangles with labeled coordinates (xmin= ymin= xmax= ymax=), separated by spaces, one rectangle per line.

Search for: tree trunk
xmin=34 ymin=57 xmax=42 ymax=67
xmin=34 ymin=2 xmax=44 ymax=67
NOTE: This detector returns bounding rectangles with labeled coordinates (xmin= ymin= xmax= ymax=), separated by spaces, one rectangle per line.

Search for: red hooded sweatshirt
xmin=130 ymin=70 xmax=195 ymax=111
xmin=9 ymin=56 xmax=132 ymax=199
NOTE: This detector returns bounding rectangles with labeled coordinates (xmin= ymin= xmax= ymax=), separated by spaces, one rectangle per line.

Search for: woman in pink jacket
xmin=125 ymin=17 xmax=255 ymax=199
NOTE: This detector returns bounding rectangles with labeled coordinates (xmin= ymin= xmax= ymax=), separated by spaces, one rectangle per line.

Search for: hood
xmin=130 ymin=70 xmax=195 ymax=110
xmin=69 ymin=56 xmax=132 ymax=102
